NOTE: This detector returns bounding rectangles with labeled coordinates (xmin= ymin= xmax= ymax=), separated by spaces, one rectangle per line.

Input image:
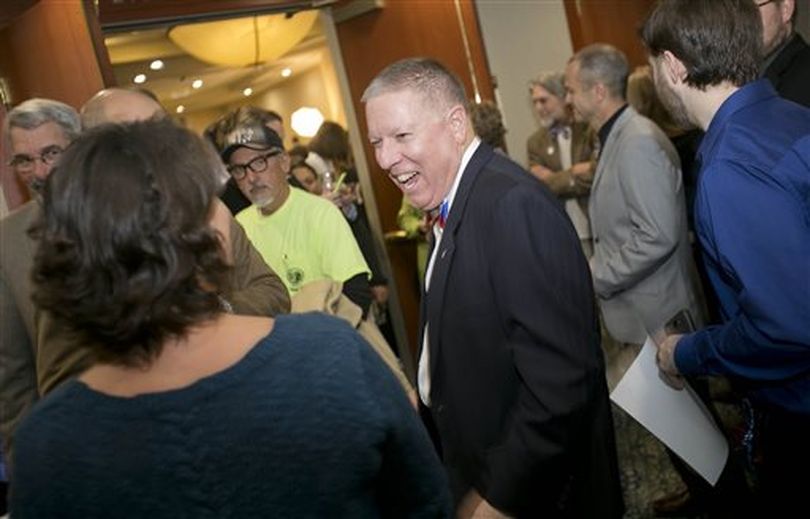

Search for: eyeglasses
xmin=227 ymin=150 xmax=283 ymax=180
xmin=755 ymin=0 xmax=776 ymax=7
xmin=8 ymin=145 xmax=64 ymax=172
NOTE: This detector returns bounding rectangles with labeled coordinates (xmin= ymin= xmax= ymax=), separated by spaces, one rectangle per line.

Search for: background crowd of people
xmin=1 ymin=0 xmax=808 ymax=517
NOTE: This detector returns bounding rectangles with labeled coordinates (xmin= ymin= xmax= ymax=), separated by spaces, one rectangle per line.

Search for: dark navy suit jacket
xmin=420 ymin=142 xmax=623 ymax=517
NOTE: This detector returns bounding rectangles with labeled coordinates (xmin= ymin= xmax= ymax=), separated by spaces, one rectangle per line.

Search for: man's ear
xmin=663 ymin=51 xmax=687 ymax=85
xmin=279 ymin=152 xmax=291 ymax=174
xmin=593 ymin=82 xmax=607 ymax=103
xmin=447 ymin=104 xmax=469 ymax=143
xmin=781 ymin=0 xmax=795 ymax=26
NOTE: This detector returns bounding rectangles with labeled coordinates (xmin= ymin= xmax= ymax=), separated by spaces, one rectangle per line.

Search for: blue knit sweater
xmin=11 ymin=313 xmax=450 ymax=518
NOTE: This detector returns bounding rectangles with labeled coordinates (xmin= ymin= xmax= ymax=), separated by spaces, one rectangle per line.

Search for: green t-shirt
xmin=236 ymin=187 xmax=370 ymax=294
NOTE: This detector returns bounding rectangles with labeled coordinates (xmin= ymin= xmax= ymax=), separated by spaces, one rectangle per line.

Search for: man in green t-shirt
xmin=220 ymin=120 xmax=372 ymax=315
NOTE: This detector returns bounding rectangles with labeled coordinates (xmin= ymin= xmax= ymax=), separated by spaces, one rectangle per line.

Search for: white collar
xmin=442 ymin=137 xmax=480 ymax=214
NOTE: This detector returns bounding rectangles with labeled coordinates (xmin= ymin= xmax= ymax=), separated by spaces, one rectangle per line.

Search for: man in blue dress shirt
xmin=641 ymin=0 xmax=810 ymax=515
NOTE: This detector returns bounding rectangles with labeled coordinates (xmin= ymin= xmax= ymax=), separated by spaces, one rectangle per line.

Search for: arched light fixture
xmin=291 ymin=107 xmax=324 ymax=138
xmin=168 ymin=11 xmax=319 ymax=68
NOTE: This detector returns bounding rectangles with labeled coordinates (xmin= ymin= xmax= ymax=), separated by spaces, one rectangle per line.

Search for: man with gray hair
xmin=527 ymin=71 xmax=597 ymax=256
xmin=1 ymin=98 xmax=82 ymax=463
xmin=364 ymin=57 xmax=623 ymax=518
xmin=564 ymin=43 xmax=703 ymax=373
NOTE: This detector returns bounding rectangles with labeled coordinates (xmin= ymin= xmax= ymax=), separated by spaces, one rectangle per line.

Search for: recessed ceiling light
xmin=133 ymin=73 xmax=147 ymax=84
xmin=176 ymin=105 xmax=185 ymax=114
xmin=243 ymin=87 xmax=253 ymax=96
xmin=281 ymin=68 xmax=292 ymax=78
xmin=149 ymin=59 xmax=164 ymax=71
xmin=192 ymin=79 xmax=203 ymax=89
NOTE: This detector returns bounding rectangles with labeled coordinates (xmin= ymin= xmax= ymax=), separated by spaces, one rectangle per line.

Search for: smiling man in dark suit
xmin=363 ymin=57 xmax=623 ymax=518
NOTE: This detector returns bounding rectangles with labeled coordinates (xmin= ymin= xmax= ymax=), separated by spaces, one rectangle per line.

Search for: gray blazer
xmin=589 ymin=107 xmax=703 ymax=344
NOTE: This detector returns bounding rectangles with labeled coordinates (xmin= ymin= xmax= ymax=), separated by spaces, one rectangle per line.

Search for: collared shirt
xmin=598 ymin=104 xmax=629 ymax=155
xmin=674 ymin=79 xmax=810 ymax=415
xmin=419 ymin=137 xmax=481 ymax=406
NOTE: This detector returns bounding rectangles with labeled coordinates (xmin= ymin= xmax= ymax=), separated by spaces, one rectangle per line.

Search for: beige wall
xmin=253 ymin=51 xmax=345 ymax=147
xmin=179 ymin=106 xmax=228 ymax=136
xmin=475 ymin=0 xmax=573 ymax=168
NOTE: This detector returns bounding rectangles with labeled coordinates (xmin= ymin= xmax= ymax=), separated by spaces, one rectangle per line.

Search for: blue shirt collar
xmin=699 ymin=79 xmax=779 ymax=165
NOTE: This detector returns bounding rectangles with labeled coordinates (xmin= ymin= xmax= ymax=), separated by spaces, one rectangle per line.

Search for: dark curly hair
xmin=32 ymin=119 xmax=229 ymax=368
xmin=640 ymin=0 xmax=762 ymax=89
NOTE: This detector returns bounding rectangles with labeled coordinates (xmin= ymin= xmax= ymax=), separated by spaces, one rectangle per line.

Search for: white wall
xmin=475 ymin=0 xmax=574 ymax=168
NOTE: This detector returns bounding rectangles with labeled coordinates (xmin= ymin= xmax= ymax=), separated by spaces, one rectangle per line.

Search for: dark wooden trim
xmin=98 ymin=0 xmax=334 ymax=30
xmin=0 ymin=0 xmax=39 ymax=29
xmin=82 ymin=0 xmax=117 ymax=87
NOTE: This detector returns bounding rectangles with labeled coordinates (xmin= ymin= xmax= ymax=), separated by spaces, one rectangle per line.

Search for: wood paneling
xmin=564 ymin=0 xmax=656 ymax=67
xmin=335 ymin=0 xmax=495 ymax=360
xmin=0 ymin=0 xmax=39 ymax=29
xmin=0 ymin=0 xmax=106 ymax=109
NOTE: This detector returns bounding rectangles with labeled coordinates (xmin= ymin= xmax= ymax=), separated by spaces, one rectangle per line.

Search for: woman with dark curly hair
xmin=9 ymin=119 xmax=450 ymax=518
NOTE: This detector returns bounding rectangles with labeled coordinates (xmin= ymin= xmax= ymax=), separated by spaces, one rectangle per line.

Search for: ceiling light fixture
xmin=192 ymin=79 xmax=203 ymax=89
xmin=168 ymin=12 xmax=318 ymax=68
xmin=133 ymin=73 xmax=146 ymax=84
xmin=281 ymin=67 xmax=292 ymax=78
xmin=243 ymin=87 xmax=253 ymax=96
xmin=176 ymin=105 xmax=185 ymax=114
xmin=149 ymin=59 xmax=164 ymax=71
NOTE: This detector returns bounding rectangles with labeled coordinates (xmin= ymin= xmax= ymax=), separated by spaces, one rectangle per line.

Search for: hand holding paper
xmin=655 ymin=333 xmax=686 ymax=390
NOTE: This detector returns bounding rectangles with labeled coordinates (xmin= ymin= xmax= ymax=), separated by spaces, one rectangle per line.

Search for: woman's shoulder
xmin=271 ymin=312 xmax=359 ymax=345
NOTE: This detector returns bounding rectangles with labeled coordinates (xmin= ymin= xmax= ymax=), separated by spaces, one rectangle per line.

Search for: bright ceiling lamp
xmin=291 ymin=107 xmax=324 ymax=138
xmin=168 ymin=11 xmax=318 ymax=68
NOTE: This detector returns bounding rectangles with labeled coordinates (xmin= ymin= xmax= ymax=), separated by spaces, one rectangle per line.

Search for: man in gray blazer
xmin=564 ymin=44 xmax=702 ymax=353
xmin=564 ymin=44 xmax=738 ymax=516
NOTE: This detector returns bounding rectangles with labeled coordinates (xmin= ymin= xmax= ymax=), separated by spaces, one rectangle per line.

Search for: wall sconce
xmin=291 ymin=107 xmax=324 ymax=138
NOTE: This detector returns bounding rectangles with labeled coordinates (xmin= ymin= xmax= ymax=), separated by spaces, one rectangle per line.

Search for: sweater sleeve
xmin=355 ymin=334 xmax=452 ymax=517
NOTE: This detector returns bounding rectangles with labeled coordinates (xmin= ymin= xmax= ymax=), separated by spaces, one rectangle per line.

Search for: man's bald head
xmin=81 ymin=88 xmax=166 ymax=129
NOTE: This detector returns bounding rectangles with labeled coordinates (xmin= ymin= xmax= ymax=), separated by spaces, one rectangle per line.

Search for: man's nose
xmin=32 ymin=158 xmax=53 ymax=181
xmin=375 ymin=141 xmax=400 ymax=171
xmin=244 ymin=167 xmax=260 ymax=184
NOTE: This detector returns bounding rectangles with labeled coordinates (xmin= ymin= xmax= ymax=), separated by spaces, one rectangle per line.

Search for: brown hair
xmin=640 ymin=0 xmax=762 ymax=88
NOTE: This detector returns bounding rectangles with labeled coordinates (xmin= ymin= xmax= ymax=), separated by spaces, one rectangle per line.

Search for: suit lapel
xmin=591 ymin=107 xmax=635 ymax=194
xmin=422 ymin=143 xmax=494 ymax=379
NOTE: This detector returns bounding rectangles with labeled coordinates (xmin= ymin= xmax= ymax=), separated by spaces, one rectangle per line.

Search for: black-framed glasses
xmin=8 ymin=145 xmax=64 ymax=172
xmin=227 ymin=150 xmax=283 ymax=180
xmin=755 ymin=0 xmax=776 ymax=7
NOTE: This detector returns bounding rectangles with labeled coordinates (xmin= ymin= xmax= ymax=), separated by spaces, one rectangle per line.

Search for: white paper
xmin=610 ymin=338 xmax=729 ymax=485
